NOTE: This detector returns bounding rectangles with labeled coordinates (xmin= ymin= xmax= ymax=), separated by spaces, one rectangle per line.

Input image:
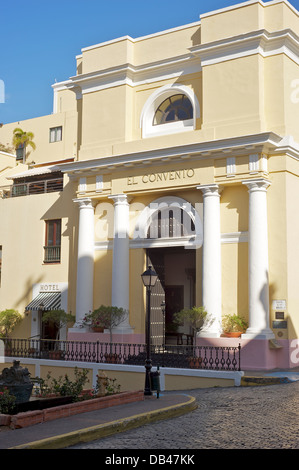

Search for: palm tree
xmin=12 ymin=128 xmax=36 ymax=163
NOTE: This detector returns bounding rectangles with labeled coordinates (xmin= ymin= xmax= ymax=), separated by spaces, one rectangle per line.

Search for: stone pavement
xmin=1 ymin=368 xmax=299 ymax=450
xmin=70 ymin=374 xmax=299 ymax=450
xmin=0 ymin=393 xmax=196 ymax=449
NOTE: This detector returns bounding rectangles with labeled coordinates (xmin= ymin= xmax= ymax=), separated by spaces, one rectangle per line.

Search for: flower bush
xmin=35 ymin=368 xmax=121 ymax=402
xmin=38 ymin=368 xmax=90 ymax=402
xmin=0 ymin=387 xmax=16 ymax=414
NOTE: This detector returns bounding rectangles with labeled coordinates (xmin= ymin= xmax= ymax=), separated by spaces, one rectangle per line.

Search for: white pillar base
xmin=242 ymin=329 xmax=275 ymax=340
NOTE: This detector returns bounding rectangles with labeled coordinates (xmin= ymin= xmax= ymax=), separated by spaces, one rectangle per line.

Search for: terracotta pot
xmin=92 ymin=327 xmax=104 ymax=333
xmin=49 ymin=350 xmax=63 ymax=359
xmin=188 ymin=357 xmax=202 ymax=369
xmin=223 ymin=331 xmax=242 ymax=338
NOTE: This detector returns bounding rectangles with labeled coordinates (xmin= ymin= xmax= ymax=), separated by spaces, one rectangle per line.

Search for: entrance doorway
xmin=41 ymin=317 xmax=59 ymax=341
xmin=147 ymin=247 xmax=196 ymax=345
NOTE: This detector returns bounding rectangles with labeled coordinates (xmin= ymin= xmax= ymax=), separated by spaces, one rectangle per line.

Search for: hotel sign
xmin=127 ymin=168 xmax=195 ymax=186
xmin=40 ymin=283 xmax=61 ymax=292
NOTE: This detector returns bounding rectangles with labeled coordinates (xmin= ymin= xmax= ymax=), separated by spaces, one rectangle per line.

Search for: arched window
xmin=147 ymin=207 xmax=195 ymax=239
xmin=153 ymin=94 xmax=193 ymax=126
xmin=140 ymin=84 xmax=200 ymax=139
xmin=133 ymin=196 xmax=202 ymax=249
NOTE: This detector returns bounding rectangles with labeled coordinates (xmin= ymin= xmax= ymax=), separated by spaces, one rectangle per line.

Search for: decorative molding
xmin=79 ymin=177 xmax=87 ymax=193
xmin=96 ymin=175 xmax=103 ymax=192
xmin=81 ymin=20 xmax=202 ymax=52
xmin=242 ymin=177 xmax=272 ymax=192
xmin=226 ymin=157 xmax=236 ymax=176
xmin=53 ymin=55 xmax=201 ymax=101
xmin=190 ymin=28 xmax=299 ymax=67
xmin=95 ymin=232 xmax=248 ymax=251
xmin=200 ymin=0 xmax=299 ymax=20
xmin=58 ymin=132 xmax=282 ymax=176
xmin=249 ymin=154 xmax=259 ymax=173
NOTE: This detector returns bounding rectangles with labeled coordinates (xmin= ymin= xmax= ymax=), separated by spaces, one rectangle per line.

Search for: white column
xmin=242 ymin=179 xmax=274 ymax=339
xmin=197 ymin=184 xmax=222 ymax=337
xmin=108 ymin=194 xmax=133 ymax=333
xmin=72 ymin=198 xmax=95 ymax=330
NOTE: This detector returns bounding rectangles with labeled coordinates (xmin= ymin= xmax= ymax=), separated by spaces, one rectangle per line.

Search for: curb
xmin=9 ymin=396 xmax=197 ymax=449
xmin=241 ymin=376 xmax=292 ymax=386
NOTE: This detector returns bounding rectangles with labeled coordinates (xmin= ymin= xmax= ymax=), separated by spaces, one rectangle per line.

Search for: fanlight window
xmin=153 ymin=94 xmax=193 ymax=126
xmin=147 ymin=208 xmax=195 ymax=239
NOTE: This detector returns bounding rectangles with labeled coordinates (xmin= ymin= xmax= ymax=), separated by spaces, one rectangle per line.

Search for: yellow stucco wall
xmin=0 ymin=0 xmax=299 ymax=350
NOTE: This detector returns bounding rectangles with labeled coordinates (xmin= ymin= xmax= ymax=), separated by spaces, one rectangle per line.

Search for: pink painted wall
xmin=196 ymin=337 xmax=298 ymax=370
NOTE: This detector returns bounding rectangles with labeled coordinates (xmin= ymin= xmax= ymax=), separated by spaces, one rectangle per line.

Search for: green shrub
xmin=38 ymin=368 xmax=89 ymax=402
xmin=0 ymin=387 xmax=16 ymax=414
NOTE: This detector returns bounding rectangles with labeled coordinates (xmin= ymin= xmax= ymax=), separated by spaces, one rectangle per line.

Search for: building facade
xmin=1 ymin=0 xmax=299 ymax=370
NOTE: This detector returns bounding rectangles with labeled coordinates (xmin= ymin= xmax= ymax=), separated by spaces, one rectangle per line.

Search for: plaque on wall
xmin=275 ymin=312 xmax=285 ymax=320
xmin=272 ymin=300 xmax=286 ymax=310
xmin=272 ymin=321 xmax=287 ymax=329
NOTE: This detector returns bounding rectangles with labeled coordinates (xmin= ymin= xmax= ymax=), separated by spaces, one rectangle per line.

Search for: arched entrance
xmin=135 ymin=196 xmax=202 ymax=346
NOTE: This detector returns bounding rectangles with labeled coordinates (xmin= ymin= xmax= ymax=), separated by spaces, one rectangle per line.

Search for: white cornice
xmin=81 ymin=21 xmax=201 ymax=53
xmin=59 ymin=54 xmax=201 ymax=97
xmin=53 ymin=26 xmax=299 ymax=100
xmin=200 ymin=0 xmax=299 ymax=19
xmin=190 ymin=28 xmax=299 ymax=66
xmin=273 ymin=135 xmax=299 ymax=159
xmin=58 ymin=132 xmax=282 ymax=175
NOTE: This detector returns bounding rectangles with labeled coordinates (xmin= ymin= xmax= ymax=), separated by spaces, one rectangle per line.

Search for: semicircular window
xmin=153 ymin=94 xmax=193 ymax=126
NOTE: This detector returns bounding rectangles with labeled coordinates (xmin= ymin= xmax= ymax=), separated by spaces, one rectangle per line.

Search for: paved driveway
xmin=69 ymin=381 xmax=299 ymax=449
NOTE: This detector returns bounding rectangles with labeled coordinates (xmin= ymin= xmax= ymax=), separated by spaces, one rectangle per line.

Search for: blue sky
xmin=1 ymin=0 xmax=299 ymax=125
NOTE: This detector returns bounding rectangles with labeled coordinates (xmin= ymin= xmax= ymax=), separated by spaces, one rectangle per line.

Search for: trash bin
xmin=150 ymin=367 xmax=160 ymax=398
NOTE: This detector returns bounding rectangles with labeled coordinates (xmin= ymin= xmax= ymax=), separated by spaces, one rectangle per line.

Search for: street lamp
xmin=141 ymin=265 xmax=158 ymax=396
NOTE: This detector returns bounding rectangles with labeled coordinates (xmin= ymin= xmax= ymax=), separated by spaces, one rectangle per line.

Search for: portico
xmin=69 ymin=156 xmax=274 ymax=345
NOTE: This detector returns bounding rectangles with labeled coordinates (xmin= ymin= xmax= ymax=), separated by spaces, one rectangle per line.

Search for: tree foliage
xmin=0 ymin=309 xmax=22 ymax=338
xmin=173 ymin=306 xmax=209 ymax=339
xmin=12 ymin=128 xmax=36 ymax=160
xmin=41 ymin=309 xmax=75 ymax=339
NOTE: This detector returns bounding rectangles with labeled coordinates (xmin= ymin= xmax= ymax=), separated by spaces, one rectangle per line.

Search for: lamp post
xmin=141 ymin=266 xmax=158 ymax=396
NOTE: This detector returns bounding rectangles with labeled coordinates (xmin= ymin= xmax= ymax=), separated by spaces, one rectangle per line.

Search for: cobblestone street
xmin=69 ymin=381 xmax=299 ymax=450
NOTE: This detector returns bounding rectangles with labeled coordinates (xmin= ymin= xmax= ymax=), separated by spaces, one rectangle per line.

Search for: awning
xmin=25 ymin=292 xmax=61 ymax=311
xmin=7 ymin=165 xmax=61 ymax=180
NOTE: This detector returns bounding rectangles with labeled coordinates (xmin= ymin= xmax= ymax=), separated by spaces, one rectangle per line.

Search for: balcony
xmin=44 ymin=245 xmax=61 ymax=263
xmin=0 ymin=177 xmax=63 ymax=198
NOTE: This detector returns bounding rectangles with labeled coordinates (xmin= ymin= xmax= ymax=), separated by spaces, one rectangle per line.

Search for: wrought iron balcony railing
xmin=43 ymin=246 xmax=61 ymax=263
xmin=2 ymin=338 xmax=241 ymax=371
xmin=0 ymin=178 xmax=63 ymax=198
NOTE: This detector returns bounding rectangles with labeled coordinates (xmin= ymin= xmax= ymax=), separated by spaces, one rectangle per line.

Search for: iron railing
xmin=0 ymin=178 xmax=63 ymax=198
xmin=43 ymin=246 xmax=61 ymax=263
xmin=1 ymin=338 xmax=241 ymax=371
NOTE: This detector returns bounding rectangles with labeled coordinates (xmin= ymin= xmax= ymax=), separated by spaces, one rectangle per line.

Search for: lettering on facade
xmin=39 ymin=284 xmax=60 ymax=292
xmin=127 ymin=168 xmax=195 ymax=186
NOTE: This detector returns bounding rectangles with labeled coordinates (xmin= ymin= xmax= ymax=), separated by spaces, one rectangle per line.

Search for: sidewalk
xmin=1 ymin=367 xmax=299 ymax=450
xmin=0 ymin=393 xmax=197 ymax=450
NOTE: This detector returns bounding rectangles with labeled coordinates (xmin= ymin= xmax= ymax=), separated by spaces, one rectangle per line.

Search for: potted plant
xmin=82 ymin=310 xmax=106 ymax=333
xmin=173 ymin=306 xmax=209 ymax=345
xmin=84 ymin=305 xmax=128 ymax=363
xmin=41 ymin=309 xmax=75 ymax=358
xmin=173 ymin=306 xmax=210 ymax=369
xmin=222 ymin=314 xmax=248 ymax=338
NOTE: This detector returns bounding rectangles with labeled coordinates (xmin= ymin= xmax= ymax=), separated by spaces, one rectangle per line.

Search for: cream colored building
xmin=1 ymin=0 xmax=299 ymax=370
